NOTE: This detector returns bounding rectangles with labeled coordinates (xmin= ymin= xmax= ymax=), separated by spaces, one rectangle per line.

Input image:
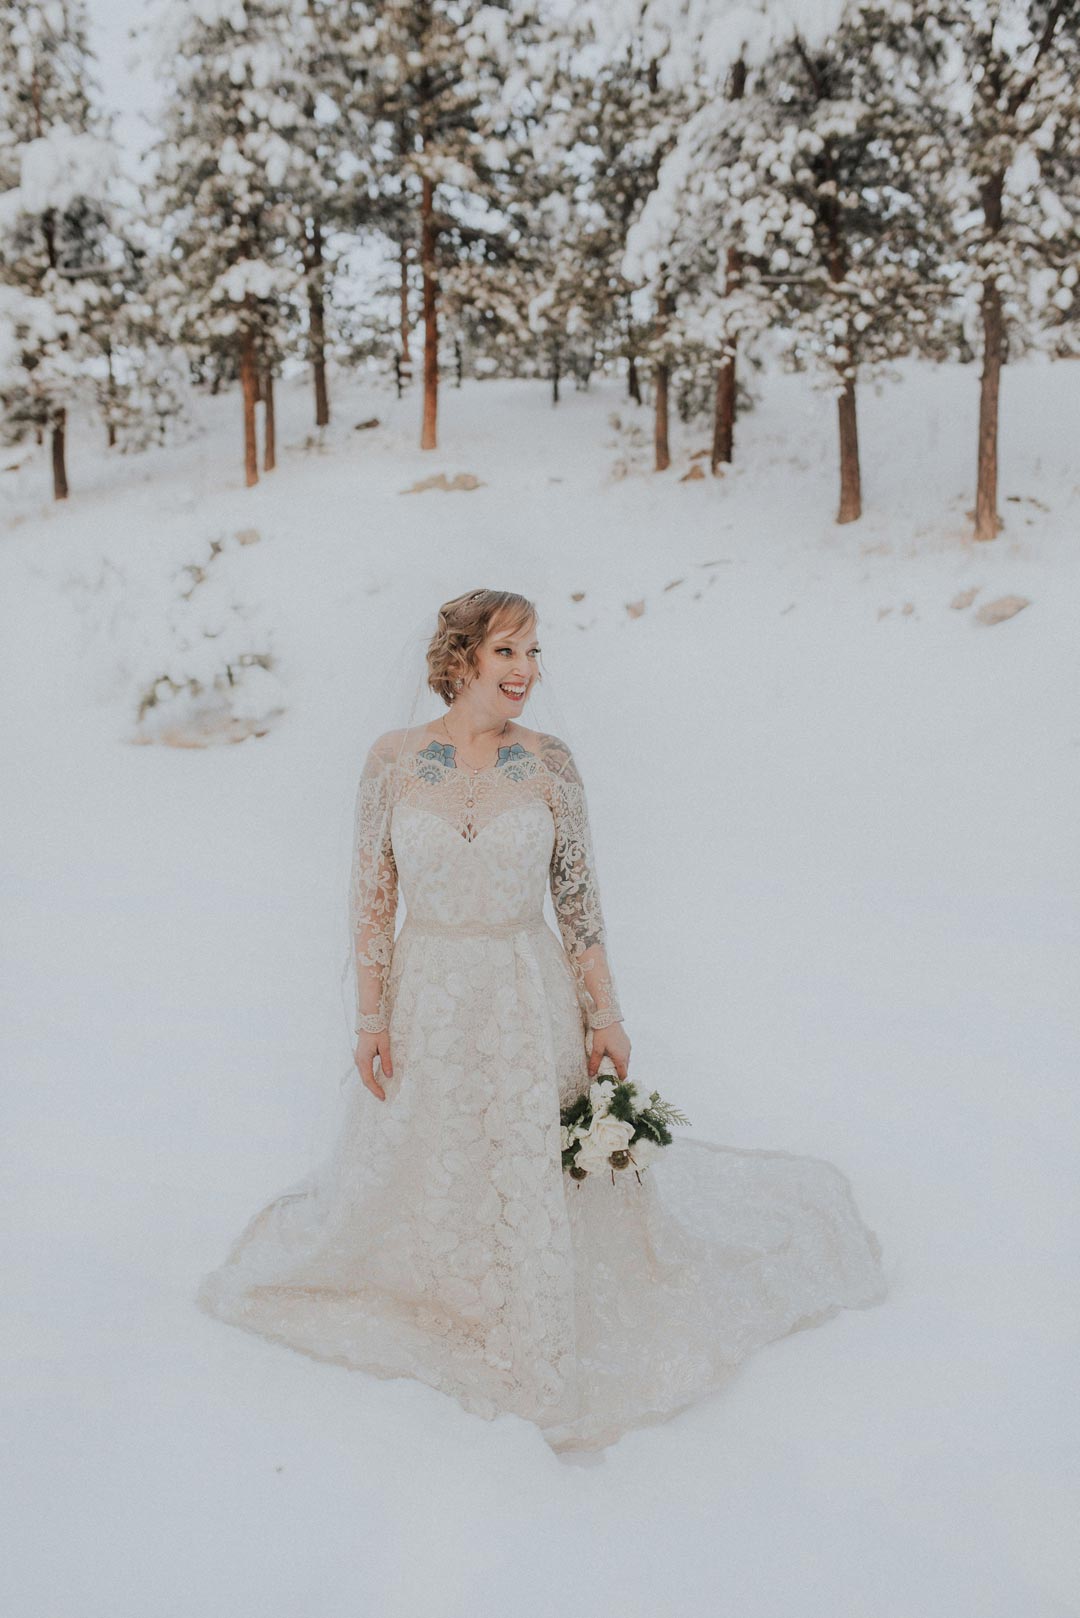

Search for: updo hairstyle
xmin=427 ymin=589 xmax=539 ymax=706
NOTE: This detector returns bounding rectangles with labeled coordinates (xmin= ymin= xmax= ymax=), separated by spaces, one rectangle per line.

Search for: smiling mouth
xmin=499 ymin=682 xmax=527 ymax=701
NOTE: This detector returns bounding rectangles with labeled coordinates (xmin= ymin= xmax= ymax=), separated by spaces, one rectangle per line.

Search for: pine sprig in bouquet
xmin=560 ymin=1058 xmax=691 ymax=1185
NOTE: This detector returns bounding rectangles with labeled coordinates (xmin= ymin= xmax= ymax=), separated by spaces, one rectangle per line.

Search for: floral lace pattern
xmin=347 ymin=733 xmax=624 ymax=1035
xmin=197 ymin=732 xmax=888 ymax=1452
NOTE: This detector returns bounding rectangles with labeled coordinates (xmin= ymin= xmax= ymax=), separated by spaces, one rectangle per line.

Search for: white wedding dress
xmin=197 ymin=731 xmax=887 ymax=1452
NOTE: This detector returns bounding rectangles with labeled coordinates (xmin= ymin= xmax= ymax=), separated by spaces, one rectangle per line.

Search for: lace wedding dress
xmin=197 ymin=731 xmax=887 ymax=1453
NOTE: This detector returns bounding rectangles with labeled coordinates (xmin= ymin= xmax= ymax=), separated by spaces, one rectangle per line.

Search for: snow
xmin=13 ymin=125 xmax=118 ymax=214
xmin=2 ymin=360 xmax=1079 ymax=1616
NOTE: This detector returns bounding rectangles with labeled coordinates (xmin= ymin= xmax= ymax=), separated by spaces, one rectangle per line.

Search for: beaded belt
xmin=400 ymin=914 xmax=548 ymax=939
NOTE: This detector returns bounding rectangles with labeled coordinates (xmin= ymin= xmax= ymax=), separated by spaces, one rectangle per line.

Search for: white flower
xmin=588 ymin=1077 xmax=616 ymax=1111
xmin=628 ymin=1136 xmax=658 ymax=1170
xmin=630 ymin=1082 xmax=657 ymax=1110
xmin=574 ymin=1140 xmax=613 ymax=1175
xmin=583 ymin=1113 xmax=635 ymax=1157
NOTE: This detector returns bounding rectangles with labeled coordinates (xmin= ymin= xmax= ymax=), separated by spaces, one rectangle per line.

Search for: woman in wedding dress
xmin=197 ymin=588 xmax=887 ymax=1453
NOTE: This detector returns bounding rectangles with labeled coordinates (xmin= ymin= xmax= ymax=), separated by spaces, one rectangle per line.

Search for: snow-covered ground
xmin=3 ymin=360 xmax=1078 ymax=1617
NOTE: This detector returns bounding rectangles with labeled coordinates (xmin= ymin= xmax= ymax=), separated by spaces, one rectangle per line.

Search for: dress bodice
xmin=391 ymin=799 xmax=555 ymax=931
xmin=348 ymin=733 xmax=625 ymax=1034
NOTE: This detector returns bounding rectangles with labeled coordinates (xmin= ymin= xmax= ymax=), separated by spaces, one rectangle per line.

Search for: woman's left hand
xmin=587 ymin=1022 xmax=632 ymax=1081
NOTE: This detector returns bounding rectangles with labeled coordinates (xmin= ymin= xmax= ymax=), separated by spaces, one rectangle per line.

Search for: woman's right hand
xmin=353 ymin=1030 xmax=393 ymax=1101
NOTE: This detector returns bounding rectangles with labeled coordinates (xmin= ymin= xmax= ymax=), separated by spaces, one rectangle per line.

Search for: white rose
xmin=574 ymin=1143 xmax=610 ymax=1175
xmin=631 ymin=1082 xmax=657 ymax=1110
xmin=584 ymin=1113 xmax=635 ymax=1157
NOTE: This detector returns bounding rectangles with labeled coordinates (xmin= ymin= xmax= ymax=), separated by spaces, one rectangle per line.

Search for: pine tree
xmin=936 ymin=0 xmax=1080 ymax=539
xmin=152 ymin=0 xmax=309 ymax=486
xmin=539 ymin=19 xmax=687 ymax=441
xmin=0 ymin=0 xmax=118 ymax=499
xmin=653 ymin=1 xmax=952 ymax=522
xmin=518 ymin=184 xmax=617 ymax=401
xmin=333 ymin=0 xmax=526 ymax=450
xmin=275 ymin=0 xmax=375 ymax=429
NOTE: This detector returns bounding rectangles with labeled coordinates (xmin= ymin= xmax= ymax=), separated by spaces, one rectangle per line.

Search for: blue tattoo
xmin=414 ymin=738 xmax=536 ymax=780
xmin=417 ymin=740 xmax=456 ymax=767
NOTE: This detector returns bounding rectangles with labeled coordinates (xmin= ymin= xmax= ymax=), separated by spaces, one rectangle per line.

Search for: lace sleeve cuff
xmin=354 ymin=1012 xmax=388 ymax=1035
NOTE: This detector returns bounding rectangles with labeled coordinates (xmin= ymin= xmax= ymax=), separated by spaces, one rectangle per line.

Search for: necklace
xmin=440 ymin=712 xmax=510 ymax=774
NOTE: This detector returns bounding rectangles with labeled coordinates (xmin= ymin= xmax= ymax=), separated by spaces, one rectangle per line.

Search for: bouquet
xmin=560 ymin=1058 xmax=690 ymax=1185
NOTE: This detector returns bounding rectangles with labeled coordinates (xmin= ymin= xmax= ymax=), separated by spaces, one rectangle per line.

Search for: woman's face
xmin=467 ymin=616 xmax=542 ymax=716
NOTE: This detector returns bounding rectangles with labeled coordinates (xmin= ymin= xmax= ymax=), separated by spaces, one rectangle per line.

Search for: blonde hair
xmin=427 ymin=589 xmax=539 ymax=706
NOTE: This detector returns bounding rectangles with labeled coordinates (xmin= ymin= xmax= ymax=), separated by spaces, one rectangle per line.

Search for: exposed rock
xmin=975 ymin=594 xmax=1030 ymax=625
xmin=950 ymin=587 xmax=980 ymax=609
xmin=354 ymin=417 xmax=381 ymax=430
xmin=234 ymin=527 xmax=260 ymax=546
xmin=626 ymin=599 xmax=646 ymax=619
xmin=680 ymin=463 xmax=706 ymax=481
xmin=401 ymin=471 xmax=485 ymax=493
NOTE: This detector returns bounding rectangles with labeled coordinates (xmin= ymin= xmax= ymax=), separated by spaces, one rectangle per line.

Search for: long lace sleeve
xmin=349 ymin=740 xmax=399 ymax=1035
xmin=542 ymin=735 xmax=624 ymax=1031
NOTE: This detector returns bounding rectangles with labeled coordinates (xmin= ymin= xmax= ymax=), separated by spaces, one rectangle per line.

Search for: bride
xmin=197 ymin=587 xmax=887 ymax=1453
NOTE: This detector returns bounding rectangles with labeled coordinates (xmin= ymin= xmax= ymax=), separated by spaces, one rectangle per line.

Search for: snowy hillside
xmin=3 ymin=362 xmax=1079 ymax=1617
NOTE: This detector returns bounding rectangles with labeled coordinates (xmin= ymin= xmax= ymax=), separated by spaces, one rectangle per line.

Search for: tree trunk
xmin=654 ymin=286 xmax=671 ymax=472
xmin=41 ymin=203 xmax=69 ymax=497
xmin=627 ymin=354 xmax=641 ymax=405
xmin=712 ymin=246 xmax=742 ymax=472
xmin=836 ymin=376 xmax=861 ymax=524
xmin=712 ymin=62 xmax=747 ymax=474
xmin=240 ymin=325 xmax=259 ymax=487
xmin=654 ymin=361 xmax=670 ymax=471
xmin=454 ymin=336 xmax=463 ymax=388
xmin=823 ymin=190 xmax=860 ymax=521
xmin=399 ymin=237 xmax=412 ymax=385
xmin=974 ymin=168 xmax=1005 ymax=540
xmin=551 ymin=341 xmax=561 ymax=406
xmin=307 ymin=218 xmax=330 ymax=428
xmin=420 ymin=173 xmax=438 ymax=451
xmin=263 ymin=367 xmax=276 ymax=472
xmin=51 ymin=408 xmax=68 ymax=500
xmin=712 ymin=350 xmax=736 ymax=472
xmin=105 ymin=340 xmax=117 ymax=448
